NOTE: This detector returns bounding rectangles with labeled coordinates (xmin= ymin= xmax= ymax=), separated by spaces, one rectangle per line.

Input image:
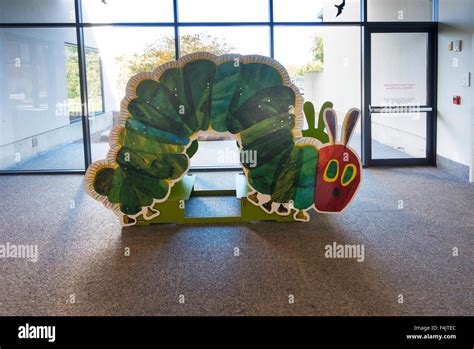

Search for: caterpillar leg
xmin=293 ymin=210 xmax=310 ymax=222
xmin=247 ymin=192 xmax=259 ymax=205
xmin=121 ymin=214 xmax=137 ymax=226
xmin=276 ymin=203 xmax=290 ymax=216
xmin=143 ymin=206 xmax=160 ymax=220
xmin=261 ymin=200 xmax=274 ymax=214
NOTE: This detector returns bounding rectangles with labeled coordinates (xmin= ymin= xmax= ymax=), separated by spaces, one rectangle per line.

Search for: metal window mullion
xmin=363 ymin=0 xmax=368 ymax=23
xmin=427 ymin=26 xmax=438 ymax=164
xmin=173 ymin=0 xmax=180 ymax=59
xmin=74 ymin=0 xmax=92 ymax=169
xmin=360 ymin=0 xmax=368 ymax=166
xmin=433 ymin=0 xmax=439 ymax=22
xmin=361 ymin=24 xmax=371 ymax=166
xmin=269 ymin=0 xmax=274 ymax=58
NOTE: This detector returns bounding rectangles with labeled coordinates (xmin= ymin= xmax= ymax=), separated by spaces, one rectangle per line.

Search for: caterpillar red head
xmin=314 ymin=108 xmax=362 ymax=213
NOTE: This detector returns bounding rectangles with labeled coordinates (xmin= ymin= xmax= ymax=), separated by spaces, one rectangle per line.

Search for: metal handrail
xmin=369 ymin=105 xmax=433 ymax=114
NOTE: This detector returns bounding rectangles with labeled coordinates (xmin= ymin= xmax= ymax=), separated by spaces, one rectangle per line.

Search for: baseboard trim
xmin=436 ymin=154 xmax=470 ymax=181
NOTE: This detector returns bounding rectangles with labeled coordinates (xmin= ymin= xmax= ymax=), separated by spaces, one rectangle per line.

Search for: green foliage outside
xmin=115 ymin=33 xmax=236 ymax=142
xmin=286 ymin=35 xmax=324 ymax=77
xmin=65 ymin=32 xmax=324 ymax=125
xmin=65 ymin=44 xmax=104 ymax=122
xmin=115 ymin=33 xmax=235 ymax=87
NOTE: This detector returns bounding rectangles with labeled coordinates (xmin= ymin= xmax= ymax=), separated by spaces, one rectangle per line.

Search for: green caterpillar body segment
xmin=85 ymin=53 xmax=321 ymax=225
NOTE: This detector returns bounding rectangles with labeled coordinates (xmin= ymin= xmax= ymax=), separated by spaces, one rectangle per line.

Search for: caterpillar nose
xmin=332 ymin=187 xmax=340 ymax=197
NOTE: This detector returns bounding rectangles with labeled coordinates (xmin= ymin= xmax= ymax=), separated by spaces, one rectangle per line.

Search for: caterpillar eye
xmin=341 ymin=164 xmax=357 ymax=187
xmin=323 ymin=159 xmax=339 ymax=182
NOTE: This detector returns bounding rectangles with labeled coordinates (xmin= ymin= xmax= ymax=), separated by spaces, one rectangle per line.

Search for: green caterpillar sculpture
xmin=85 ymin=52 xmax=361 ymax=226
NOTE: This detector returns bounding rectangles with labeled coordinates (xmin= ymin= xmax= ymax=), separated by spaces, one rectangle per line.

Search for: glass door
xmin=362 ymin=25 xmax=437 ymax=166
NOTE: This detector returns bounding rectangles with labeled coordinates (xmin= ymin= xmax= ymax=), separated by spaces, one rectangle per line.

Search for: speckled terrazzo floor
xmin=0 ymin=167 xmax=472 ymax=316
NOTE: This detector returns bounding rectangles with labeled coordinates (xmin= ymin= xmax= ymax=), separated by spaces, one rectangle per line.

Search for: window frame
xmin=0 ymin=0 xmax=439 ymax=174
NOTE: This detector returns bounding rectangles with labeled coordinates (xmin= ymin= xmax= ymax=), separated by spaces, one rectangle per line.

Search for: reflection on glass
xmin=274 ymin=26 xmax=361 ymax=155
xmin=65 ymin=44 xmax=81 ymax=123
xmin=368 ymin=0 xmax=433 ymax=22
xmin=273 ymin=0 xmax=361 ymax=22
xmin=371 ymin=113 xmax=427 ymax=159
xmin=81 ymin=0 xmax=174 ymax=23
xmin=0 ymin=0 xmax=75 ymax=23
xmin=0 ymin=28 xmax=85 ymax=171
xmin=84 ymin=47 xmax=104 ymax=116
xmin=65 ymin=44 xmax=104 ymax=123
xmin=84 ymin=27 xmax=175 ymax=161
xmin=371 ymin=33 xmax=428 ymax=107
xmin=178 ymin=0 xmax=268 ymax=22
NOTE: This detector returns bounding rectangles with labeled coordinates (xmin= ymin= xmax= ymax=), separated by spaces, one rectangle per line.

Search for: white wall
xmin=304 ymin=27 xmax=361 ymax=115
xmin=322 ymin=27 xmax=361 ymax=114
xmin=437 ymin=0 xmax=474 ymax=181
xmin=303 ymin=27 xmax=361 ymax=153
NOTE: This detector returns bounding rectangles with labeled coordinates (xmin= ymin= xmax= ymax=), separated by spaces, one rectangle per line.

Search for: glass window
xmin=0 ymin=0 xmax=75 ymax=23
xmin=81 ymin=0 xmax=174 ymax=23
xmin=372 ymin=112 xmax=427 ymax=159
xmin=273 ymin=0 xmax=361 ymax=22
xmin=274 ymin=26 xmax=361 ymax=155
xmin=65 ymin=44 xmax=81 ymax=123
xmin=179 ymin=27 xmax=270 ymax=56
xmin=178 ymin=0 xmax=269 ymax=22
xmin=84 ymin=27 xmax=175 ymax=162
xmin=65 ymin=44 xmax=104 ymax=123
xmin=368 ymin=0 xmax=433 ymax=22
xmin=84 ymin=47 xmax=104 ymax=116
xmin=370 ymin=32 xmax=429 ymax=160
xmin=0 ymin=28 xmax=85 ymax=171
xmin=371 ymin=32 xmax=428 ymax=106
